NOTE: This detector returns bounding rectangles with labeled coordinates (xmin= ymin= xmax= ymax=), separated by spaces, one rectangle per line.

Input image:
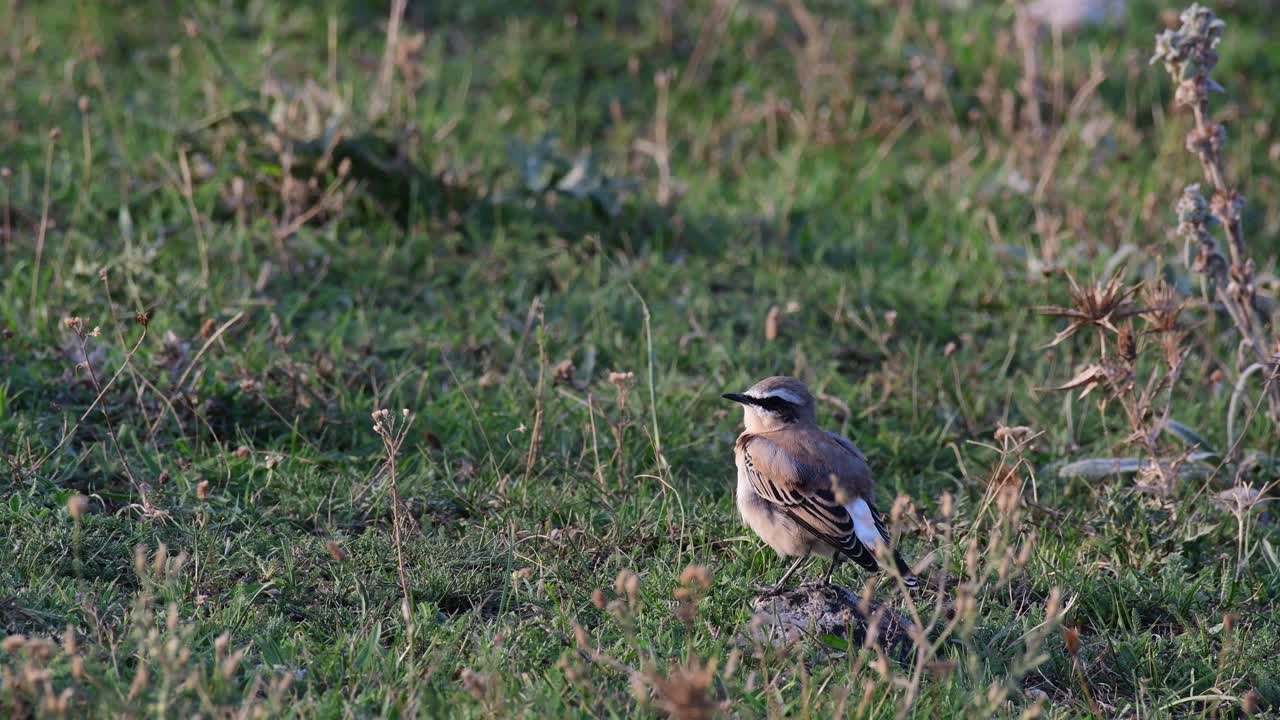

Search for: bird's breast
xmin=735 ymin=454 xmax=824 ymax=558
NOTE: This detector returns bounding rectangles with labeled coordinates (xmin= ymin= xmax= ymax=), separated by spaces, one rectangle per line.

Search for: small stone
xmin=747 ymin=583 xmax=914 ymax=661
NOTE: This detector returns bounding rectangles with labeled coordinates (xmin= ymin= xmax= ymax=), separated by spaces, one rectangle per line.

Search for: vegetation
xmin=2 ymin=1 xmax=1278 ymax=716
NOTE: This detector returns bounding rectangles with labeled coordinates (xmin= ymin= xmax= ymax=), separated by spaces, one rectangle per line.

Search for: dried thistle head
xmin=1037 ymin=274 xmax=1143 ymax=350
xmin=678 ymin=565 xmax=712 ymax=593
xmin=1140 ymin=281 xmax=1185 ymax=335
xmin=1141 ymin=281 xmax=1188 ymax=370
xmin=673 ymin=565 xmax=712 ymax=623
xmin=651 ymin=658 xmax=719 ymax=720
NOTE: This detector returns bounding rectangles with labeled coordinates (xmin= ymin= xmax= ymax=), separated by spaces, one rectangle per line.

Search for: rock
xmin=748 ymin=583 xmax=914 ymax=661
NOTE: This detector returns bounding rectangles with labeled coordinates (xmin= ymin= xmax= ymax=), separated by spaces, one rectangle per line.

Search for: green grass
xmin=2 ymin=0 xmax=1279 ymax=717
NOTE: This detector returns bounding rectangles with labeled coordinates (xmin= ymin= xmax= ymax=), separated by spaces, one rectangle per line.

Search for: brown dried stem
xmin=1153 ymin=4 xmax=1280 ymax=423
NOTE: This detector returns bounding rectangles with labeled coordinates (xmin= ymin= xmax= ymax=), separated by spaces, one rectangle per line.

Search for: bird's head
xmin=722 ymin=376 xmax=816 ymax=432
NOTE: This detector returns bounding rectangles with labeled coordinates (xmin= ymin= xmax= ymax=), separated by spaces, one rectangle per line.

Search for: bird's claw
xmin=753 ymin=583 xmax=786 ymax=597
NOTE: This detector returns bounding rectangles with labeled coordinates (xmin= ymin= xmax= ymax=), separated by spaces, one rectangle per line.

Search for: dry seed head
xmin=1045 ymin=587 xmax=1063 ymax=620
xmin=954 ymin=592 xmax=977 ymax=624
xmin=67 ymin=494 xmax=88 ymax=520
xmin=994 ymin=424 xmax=1035 ymax=447
xmin=1242 ymin=688 xmax=1261 ymax=716
xmin=78 ymin=95 xmax=90 ymax=113
xmin=996 ymin=483 xmax=1021 ymax=516
xmin=764 ymin=305 xmax=781 ymax=341
xmin=460 ymin=668 xmax=488 ymax=701
xmin=326 ymin=541 xmax=347 ymax=562
xmin=152 ymin=543 xmax=168 ymax=576
xmin=965 ymin=538 xmax=980 ymax=579
xmin=63 ymin=625 xmax=77 ymax=656
xmin=615 ymin=569 xmax=640 ymax=602
xmin=940 ymin=491 xmax=954 ymax=519
xmin=891 ymin=494 xmax=911 ymax=525
xmin=1064 ymin=626 xmax=1080 ymax=657
xmin=195 ymin=480 xmax=209 ymax=500
xmin=63 ymin=316 xmax=86 ymax=335
xmin=48 ymin=127 xmax=61 ymax=141
xmin=652 ymin=658 xmax=718 ymax=720
xmin=2 ymin=634 xmax=26 ymax=653
xmin=133 ymin=544 xmax=147 ymax=578
xmin=573 ymin=622 xmax=590 ymax=650
xmin=678 ymin=564 xmax=712 ymax=592
xmin=590 ymin=589 xmax=606 ymax=610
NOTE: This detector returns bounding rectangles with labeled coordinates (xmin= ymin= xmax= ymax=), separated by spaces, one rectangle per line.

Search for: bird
xmin=723 ymin=376 xmax=918 ymax=593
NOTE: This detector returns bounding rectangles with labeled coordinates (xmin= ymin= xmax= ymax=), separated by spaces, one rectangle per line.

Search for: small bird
xmin=724 ymin=376 xmax=918 ymax=593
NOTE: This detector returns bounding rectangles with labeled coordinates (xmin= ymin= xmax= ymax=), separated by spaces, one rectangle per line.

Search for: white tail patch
xmin=846 ymin=498 xmax=884 ymax=550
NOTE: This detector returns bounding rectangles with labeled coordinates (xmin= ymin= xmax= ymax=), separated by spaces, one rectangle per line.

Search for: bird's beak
xmin=722 ymin=392 xmax=755 ymax=405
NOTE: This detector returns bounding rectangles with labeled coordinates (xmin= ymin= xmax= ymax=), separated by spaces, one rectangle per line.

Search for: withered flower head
xmin=1036 ymin=274 xmax=1144 ymax=349
xmin=651 ymin=658 xmax=718 ymax=720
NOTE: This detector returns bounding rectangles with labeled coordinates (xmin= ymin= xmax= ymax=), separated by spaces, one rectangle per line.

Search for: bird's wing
xmin=738 ymin=433 xmax=880 ymax=572
xmin=824 ymin=431 xmax=919 ymax=588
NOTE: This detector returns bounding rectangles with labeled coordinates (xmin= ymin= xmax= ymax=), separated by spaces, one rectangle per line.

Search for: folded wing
xmin=739 ymin=433 xmax=880 ymax=572
xmin=740 ymin=431 xmax=919 ymax=587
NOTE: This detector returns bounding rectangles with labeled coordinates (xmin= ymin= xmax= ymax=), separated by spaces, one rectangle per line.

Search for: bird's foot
xmin=753 ymin=583 xmax=788 ymax=597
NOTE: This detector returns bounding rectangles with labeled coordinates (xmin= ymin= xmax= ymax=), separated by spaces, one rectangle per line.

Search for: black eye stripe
xmin=754 ymin=396 xmax=793 ymax=411
xmin=753 ymin=395 xmax=798 ymax=421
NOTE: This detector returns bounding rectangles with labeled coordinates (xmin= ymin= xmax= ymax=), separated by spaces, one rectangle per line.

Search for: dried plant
xmin=1152 ymin=4 xmax=1280 ymax=425
xmin=1 ymin=544 xmax=293 ymax=716
xmin=1040 ymin=274 xmax=1196 ymax=493
xmin=371 ymin=407 xmax=416 ymax=632
xmin=1035 ymin=273 xmax=1144 ymax=353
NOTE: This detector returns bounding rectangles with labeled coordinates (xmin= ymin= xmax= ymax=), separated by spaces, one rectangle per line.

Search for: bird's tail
xmin=892 ymin=548 xmax=920 ymax=589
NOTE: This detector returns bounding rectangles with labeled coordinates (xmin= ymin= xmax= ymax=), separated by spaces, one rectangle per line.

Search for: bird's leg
xmin=822 ymin=557 xmax=839 ymax=586
xmin=765 ymin=552 xmax=811 ymax=595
